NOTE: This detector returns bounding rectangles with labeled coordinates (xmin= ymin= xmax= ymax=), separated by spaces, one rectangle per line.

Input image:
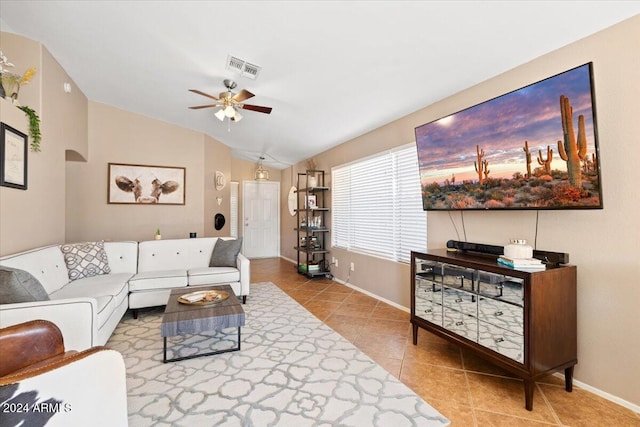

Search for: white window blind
xmin=230 ymin=182 xmax=239 ymax=238
xmin=332 ymin=144 xmax=427 ymax=263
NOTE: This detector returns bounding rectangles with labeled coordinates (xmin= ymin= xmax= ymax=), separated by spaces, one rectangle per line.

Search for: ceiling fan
xmin=189 ymin=79 xmax=272 ymax=123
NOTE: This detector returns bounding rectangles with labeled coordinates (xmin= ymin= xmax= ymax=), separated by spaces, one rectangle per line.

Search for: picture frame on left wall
xmin=108 ymin=162 xmax=186 ymax=205
xmin=0 ymin=122 xmax=28 ymax=190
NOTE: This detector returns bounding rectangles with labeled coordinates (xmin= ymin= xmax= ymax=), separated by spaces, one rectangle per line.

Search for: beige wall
xmin=66 ymin=102 xmax=210 ymax=242
xmin=42 ymin=47 xmax=88 ymax=161
xmin=281 ymin=16 xmax=640 ymax=406
xmin=0 ymin=32 xmax=87 ymax=255
xmin=203 ymin=134 xmax=232 ymax=237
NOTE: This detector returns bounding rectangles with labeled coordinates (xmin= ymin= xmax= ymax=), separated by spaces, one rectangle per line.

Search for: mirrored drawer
xmin=415 ymin=259 xmax=443 ymax=282
xmin=442 ymin=264 xmax=475 ymax=293
xmin=443 ymin=286 xmax=477 ymax=317
xmin=500 ymin=277 xmax=525 ymax=306
xmin=478 ymin=272 xmax=524 ymax=306
xmin=415 ymin=298 xmax=443 ymax=326
xmin=478 ymin=297 xmax=523 ymax=336
xmin=443 ymin=308 xmax=477 ymax=342
xmin=478 ymin=320 xmax=524 ymax=363
xmin=416 ymin=277 xmax=442 ymax=304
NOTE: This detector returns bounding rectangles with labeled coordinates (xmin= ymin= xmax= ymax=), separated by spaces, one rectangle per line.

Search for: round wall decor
xmin=215 ymin=171 xmax=226 ymax=191
xmin=214 ymin=213 xmax=226 ymax=230
xmin=287 ymin=186 xmax=297 ymax=216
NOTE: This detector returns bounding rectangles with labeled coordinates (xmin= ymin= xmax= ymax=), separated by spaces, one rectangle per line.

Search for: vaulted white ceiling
xmin=1 ymin=1 xmax=638 ymax=169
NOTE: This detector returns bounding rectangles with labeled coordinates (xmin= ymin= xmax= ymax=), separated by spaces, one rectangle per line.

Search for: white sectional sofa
xmin=0 ymin=237 xmax=249 ymax=351
xmin=129 ymin=237 xmax=249 ymax=317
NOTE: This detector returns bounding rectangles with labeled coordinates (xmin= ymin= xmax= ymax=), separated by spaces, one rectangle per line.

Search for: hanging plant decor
xmin=17 ymin=105 xmax=41 ymax=152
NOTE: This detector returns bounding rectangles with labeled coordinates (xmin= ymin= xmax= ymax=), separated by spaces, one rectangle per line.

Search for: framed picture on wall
xmin=0 ymin=122 xmax=28 ymax=190
xmin=107 ymin=162 xmax=186 ymax=205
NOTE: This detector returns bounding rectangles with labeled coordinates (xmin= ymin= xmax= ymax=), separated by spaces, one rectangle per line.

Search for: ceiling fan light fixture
xmin=214 ymin=109 xmax=226 ymax=121
xmin=224 ymin=105 xmax=235 ymax=118
xmin=233 ymin=110 xmax=243 ymax=122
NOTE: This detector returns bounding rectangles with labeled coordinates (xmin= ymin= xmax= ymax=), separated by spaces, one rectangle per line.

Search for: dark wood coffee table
xmin=161 ymin=285 xmax=245 ymax=363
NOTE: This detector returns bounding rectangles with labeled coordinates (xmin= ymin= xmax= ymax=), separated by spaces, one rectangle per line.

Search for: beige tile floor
xmin=251 ymin=258 xmax=640 ymax=427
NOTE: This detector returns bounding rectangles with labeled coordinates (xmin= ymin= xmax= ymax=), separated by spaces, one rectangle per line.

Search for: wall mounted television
xmin=415 ymin=63 xmax=602 ymax=211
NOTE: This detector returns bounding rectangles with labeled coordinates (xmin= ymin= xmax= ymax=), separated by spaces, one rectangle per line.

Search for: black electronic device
xmin=532 ymin=249 xmax=569 ymax=266
xmin=446 ymin=240 xmax=504 ymax=256
xmin=446 ymin=240 xmax=569 ymax=266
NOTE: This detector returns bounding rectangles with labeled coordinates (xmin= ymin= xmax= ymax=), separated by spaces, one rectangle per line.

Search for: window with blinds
xmin=331 ymin=143 xmax=427 ymax=263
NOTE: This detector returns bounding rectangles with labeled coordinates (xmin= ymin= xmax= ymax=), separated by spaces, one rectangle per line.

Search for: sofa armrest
xmin=0 ymin=320 xmax=66 ymax=377
xmin=0 ymin=298 xmax=98 ymax=351
xmin=237 ymin=253 xmax=250 ymax=296
xmin=0 ymin=347 xmax=128 ymax=427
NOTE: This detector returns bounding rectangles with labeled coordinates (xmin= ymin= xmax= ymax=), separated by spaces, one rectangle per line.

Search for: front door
xmin=242 ymin=181 xmax=280 ymax=258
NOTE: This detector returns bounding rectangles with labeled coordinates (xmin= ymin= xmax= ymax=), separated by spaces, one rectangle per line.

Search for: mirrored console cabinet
xmin=411 ymin=249 xmax=577 ymax=411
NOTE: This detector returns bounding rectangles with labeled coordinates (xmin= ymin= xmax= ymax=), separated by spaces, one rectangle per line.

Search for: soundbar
xmin=446 ymin=240 xmax=569 ymax=265
xmin=446 ymin=240 xmax=503 ymax=256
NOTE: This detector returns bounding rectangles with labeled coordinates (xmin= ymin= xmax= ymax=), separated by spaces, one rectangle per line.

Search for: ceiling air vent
xmin=226 ymin=55 xmax=245 ymax=73
xmin=242 ymin=62 xmax=260 ymax=79
xmin=226 ymin=55 xmax=261 ymax=80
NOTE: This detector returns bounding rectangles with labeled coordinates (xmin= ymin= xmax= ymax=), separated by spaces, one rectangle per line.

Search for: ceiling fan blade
xmin=240 ymin=104 xmax=272 ymax=114
xmin=232 ymin=89 xmax=255 ymax=102
xmin=189 ymin=104 xmax=220 ymax=109
xmin=189 ymin=89 xmax=219 ymax=101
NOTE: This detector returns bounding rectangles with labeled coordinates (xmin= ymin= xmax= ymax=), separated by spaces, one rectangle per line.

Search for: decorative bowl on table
xmin=178 ymin=290 xmax=230 ymax=305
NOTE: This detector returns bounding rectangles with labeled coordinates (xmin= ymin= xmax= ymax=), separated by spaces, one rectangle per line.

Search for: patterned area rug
xmin=107 ymin=282 xmax=450 ymax=426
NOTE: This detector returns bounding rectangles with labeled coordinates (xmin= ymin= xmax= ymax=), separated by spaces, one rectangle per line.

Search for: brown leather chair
xmin=0 ymin=320 xmax=128 ymax=426
xmin=0 ymin=320 xmax=80 ymax=379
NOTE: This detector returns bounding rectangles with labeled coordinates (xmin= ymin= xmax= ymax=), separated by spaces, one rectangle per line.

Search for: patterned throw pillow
xmin=60 ymin=241 xmax=111 ymax=281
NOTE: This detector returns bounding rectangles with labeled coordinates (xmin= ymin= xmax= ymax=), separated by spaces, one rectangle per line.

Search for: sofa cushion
xmin=48 ymin=273 xmax=132 ymax=329
xmin=209 ymin=238 xmax=243 ymax=267
xmin=0 ymin=266 xmax=50 ymax=304
xmin=60 ymin=241 xmax=111 ymax=281
xmin=49 ymin=273 xmax=131 ymax=305
xmin=128 ymin=270 xmax=188 ymax=291
xmin=188 ymin=267 xmax=240 ymax=286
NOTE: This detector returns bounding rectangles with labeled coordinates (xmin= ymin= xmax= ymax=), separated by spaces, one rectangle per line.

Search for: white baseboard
xmin=280 ymin=255 xmax=296 ymax=265
xmin=331 ymin=277 xmax=410 ymax=313
xmin=278 ymin=256 xmax=408 ymax=312
xmin=552 ymin=373 xmax=640 ymax=414
xmin=279 ymin=256 xmax=638 ymax=414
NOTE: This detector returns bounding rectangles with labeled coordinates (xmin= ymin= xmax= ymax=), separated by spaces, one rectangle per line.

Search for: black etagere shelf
xmin=295 ymin=169 xmax=332 ymax=278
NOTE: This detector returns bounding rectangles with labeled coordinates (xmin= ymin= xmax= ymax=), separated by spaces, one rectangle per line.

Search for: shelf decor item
xmin=0 ymin=50 xmax=36 ymax=102
xmin=307 ymin=175 xmax=318 ymax=188
xmin=306 ymin=194 xmax=317 ymax=209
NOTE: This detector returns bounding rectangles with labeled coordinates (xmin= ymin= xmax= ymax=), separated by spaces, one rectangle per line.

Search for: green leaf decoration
xmin=17 ymin=105 xmax=41 ymax=152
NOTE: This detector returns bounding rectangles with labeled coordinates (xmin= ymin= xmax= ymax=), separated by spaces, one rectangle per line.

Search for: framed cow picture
xmin=107 ymin=163 xmax=186 ymax=205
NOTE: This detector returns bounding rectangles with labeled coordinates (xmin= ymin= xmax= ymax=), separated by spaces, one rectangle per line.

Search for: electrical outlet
xmin=334 ymin=258 xmax=338 ymax=267
xmin=350 ymin=262 xmax=355 ymax=272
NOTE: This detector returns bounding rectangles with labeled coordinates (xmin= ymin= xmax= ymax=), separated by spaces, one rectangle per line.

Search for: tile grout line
xmin=536 ymin=382 xmax=564 ymax=426
xmin=460 ymin=347 xmax=480 ymax=426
